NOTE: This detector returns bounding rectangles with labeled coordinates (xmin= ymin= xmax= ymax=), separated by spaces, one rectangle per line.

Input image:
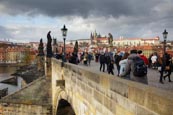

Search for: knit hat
xmin=130 ymin=49 xmax=137 ymax=54
xmin=137 ymin=50 xmax=142 ymax=54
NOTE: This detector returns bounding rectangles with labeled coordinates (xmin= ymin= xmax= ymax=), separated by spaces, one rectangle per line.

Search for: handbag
xmin=165 ymin=66 xmax=170 ymax=70
xmin=158 ymin=66 xmax=162 ymax=71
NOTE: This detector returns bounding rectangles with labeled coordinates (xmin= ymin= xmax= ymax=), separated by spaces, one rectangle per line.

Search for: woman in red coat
xmin=137 ymin=50 xmax=149 ymax=65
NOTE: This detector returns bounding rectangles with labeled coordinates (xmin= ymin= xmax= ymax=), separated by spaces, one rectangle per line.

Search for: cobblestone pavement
xmin=78 ymin=61 xmax=173 ymax=92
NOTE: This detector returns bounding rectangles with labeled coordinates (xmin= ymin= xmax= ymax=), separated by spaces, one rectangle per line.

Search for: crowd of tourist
xmin=55 ymin=49 xmax=173 ymax=84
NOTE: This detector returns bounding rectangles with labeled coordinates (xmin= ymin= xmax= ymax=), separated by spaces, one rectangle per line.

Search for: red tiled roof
xmin=142 ymin=37 xmax=159 ymax=40
xmin=97 ymin=37 xmax=107 ymax=40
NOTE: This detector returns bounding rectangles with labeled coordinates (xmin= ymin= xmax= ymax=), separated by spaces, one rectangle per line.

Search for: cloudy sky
xmin=0 ymin=0 xmax=173 ymax=43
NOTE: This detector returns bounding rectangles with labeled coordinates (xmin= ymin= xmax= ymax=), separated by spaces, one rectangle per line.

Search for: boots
xmin=168 ymin=76 xmax=172 ymax=82
xmin=163 ymin=76 xmax=172 ymax=82
xmin=159 ymin=80 xmax=164 ymax=84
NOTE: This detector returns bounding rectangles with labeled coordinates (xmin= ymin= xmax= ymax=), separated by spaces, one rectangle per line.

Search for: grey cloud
xmin=0 ymin=26 xmax=12 ymax=39
xmin=0 ymin=0 xmax=173 ymax=41
xmin=0 ymin=25 xmax=43 ymax=42
xmin=0 ymin=0 xmax=163 ymax=18
xmin=1 ymin=0 xmax=172 ymax=30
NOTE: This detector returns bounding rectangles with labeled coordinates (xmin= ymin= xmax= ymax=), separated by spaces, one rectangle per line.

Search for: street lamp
xmin=61 ymin=25 xmax=68 ymax=63
xmin=163 ymin=29 xmax=168 ymax=62
xmin=160 ymin=29 xmax=168 ymax=83
xmin=163 ymin=29 xmax=168 ymax=54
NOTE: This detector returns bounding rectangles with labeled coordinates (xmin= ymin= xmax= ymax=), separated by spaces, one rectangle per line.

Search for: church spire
xmin=94 ymin=30 xmax=97 ymax=39
xmin=90 ymin=32 xmax=93 ymax=39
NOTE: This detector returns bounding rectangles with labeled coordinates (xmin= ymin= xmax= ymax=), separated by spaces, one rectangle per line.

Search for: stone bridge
xmin=52 ymin=58 xmax=173 ymax=115
xmin=0 ymin=58 xmax=173 ymax=115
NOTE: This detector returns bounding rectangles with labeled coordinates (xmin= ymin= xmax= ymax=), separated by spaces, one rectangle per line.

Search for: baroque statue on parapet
xmin=46 ymin=31 xmax=53 ymax=57
xmin=108 ymin=33 xmax=113 ymax=46
xmin=73 ymin=40 xmax=78 ymax=54
xmin=38 ymin=38 xmax=44 ymax=56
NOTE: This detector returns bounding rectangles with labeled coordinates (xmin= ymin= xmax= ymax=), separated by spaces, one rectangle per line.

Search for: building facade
xmin=0 ymin=41 xmax=37 ymax=64
xmin=113 ymin=37 xmax=160 ymax=47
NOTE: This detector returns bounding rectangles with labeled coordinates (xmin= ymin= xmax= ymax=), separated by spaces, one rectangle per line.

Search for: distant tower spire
xmin=94 ymin=30 xmax=97 ymax=38
xmin=90 ymin=32 xmax=93 ymax=40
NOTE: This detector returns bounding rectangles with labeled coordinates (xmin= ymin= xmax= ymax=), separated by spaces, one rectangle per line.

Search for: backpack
xmin=114 ymin=55 xmax=122 ymax=65
xmin=133 ymin=57 xmax=147 ymax=77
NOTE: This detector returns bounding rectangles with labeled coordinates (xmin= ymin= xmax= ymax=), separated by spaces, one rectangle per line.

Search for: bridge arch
xmin=54 ymin=88 xmax=75 ymax=115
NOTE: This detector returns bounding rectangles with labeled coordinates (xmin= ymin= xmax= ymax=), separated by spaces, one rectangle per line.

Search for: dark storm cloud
xmin=0 ymin=0 xmax=162 ymax=18
xmin=0 ymin=0 xmax=173 ymax=41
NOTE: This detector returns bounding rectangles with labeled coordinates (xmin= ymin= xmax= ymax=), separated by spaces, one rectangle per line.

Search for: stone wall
xmin=0 ymin=104 xmax=51 ymax=115
xmin=0 ymin=77 xmax=52 ymax=115
xmin=52 ymin=58 xmax=173 ymax=115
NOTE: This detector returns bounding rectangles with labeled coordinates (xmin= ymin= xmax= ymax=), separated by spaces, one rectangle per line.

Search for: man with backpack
xmin=120 ymin=50 xmax=148 ymax=84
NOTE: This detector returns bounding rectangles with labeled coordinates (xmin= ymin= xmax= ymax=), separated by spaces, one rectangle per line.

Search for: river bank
xmin=0 ymin=66 xmax=23 ymax=95
xmin=0 ymin=63 xmax=25 ymax=67
xmin=12 ymin=64 xmax=44 ymax=84
xmin=0 ymin=63 xmax=45 ymax=99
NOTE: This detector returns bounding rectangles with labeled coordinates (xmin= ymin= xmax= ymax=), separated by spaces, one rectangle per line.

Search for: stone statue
xmin=46 ymin=31 xmax=53 ymax=57
xmin=108 ymin=33 xmax=113 ymax=46
xmin=73 ymin=40 xmax=78 ymax=54
xmin=38 ymin=38 xmax=44 ymax=56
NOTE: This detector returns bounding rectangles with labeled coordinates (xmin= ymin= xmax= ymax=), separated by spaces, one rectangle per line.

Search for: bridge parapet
xmin=52 ymin=58 xmax=173 ymax=115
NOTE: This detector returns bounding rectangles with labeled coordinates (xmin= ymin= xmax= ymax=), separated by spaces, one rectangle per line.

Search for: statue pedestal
xmin=108 ymin=45 xmax=113 ymax=52
xmin=37 ymin=56 xmax=44 ymax=71
xmin=45 ymin=57 xmax=52 ymax=79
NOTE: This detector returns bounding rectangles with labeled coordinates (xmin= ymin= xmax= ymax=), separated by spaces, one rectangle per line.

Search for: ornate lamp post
xmin=163 ymin=29 xmax=168 ymax=64
xmin=163 ymin=29 xmax=168 ymax=56
xmin=61 ymin=25 xmax=68 ymax=63
xmin=160 ymin=29 xmax=168 ymax=83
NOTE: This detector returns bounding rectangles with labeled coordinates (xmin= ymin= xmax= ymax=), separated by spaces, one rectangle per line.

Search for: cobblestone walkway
xmin=79 ymin=61 xmax=173 ymax=92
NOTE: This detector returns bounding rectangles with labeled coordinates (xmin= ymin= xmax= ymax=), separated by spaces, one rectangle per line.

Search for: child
xmin=108 ymin=60 xmax=114 ymax=75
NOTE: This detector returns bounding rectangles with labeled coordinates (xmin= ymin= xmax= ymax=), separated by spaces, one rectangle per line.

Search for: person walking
xmin=151 ymin=53 xmax=158 ymax=69
xmin=88 ymin=52 xmax=93 ymax=66
xmin=148 ymin=54 xmax=153 ymax=68
xmin=108 ymin=60 xmax=114 ymax=75
xmin=69 ymin=52 xmax=77 ymax=64
xmin=83 ymin=52 xmax=88 ymax=65
xmin=105 ymin=53 xmax=111 ymax=72
xmin=163 ymin=53 xmax=172 ymax=82
xmin=114 ymin=52 xmax=123 ymax=76
xmin=119 ymin=52 xmax=129 ymax=79
xmin=157 ymin=55 xmax=164 ymax=84
xmin=99 ymin=52 xmax=106 ymax=72
xmin=95 ymin=52 xmax=100 ymax=62
xmin=120 ymin=50 xmax=148 ymax=84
